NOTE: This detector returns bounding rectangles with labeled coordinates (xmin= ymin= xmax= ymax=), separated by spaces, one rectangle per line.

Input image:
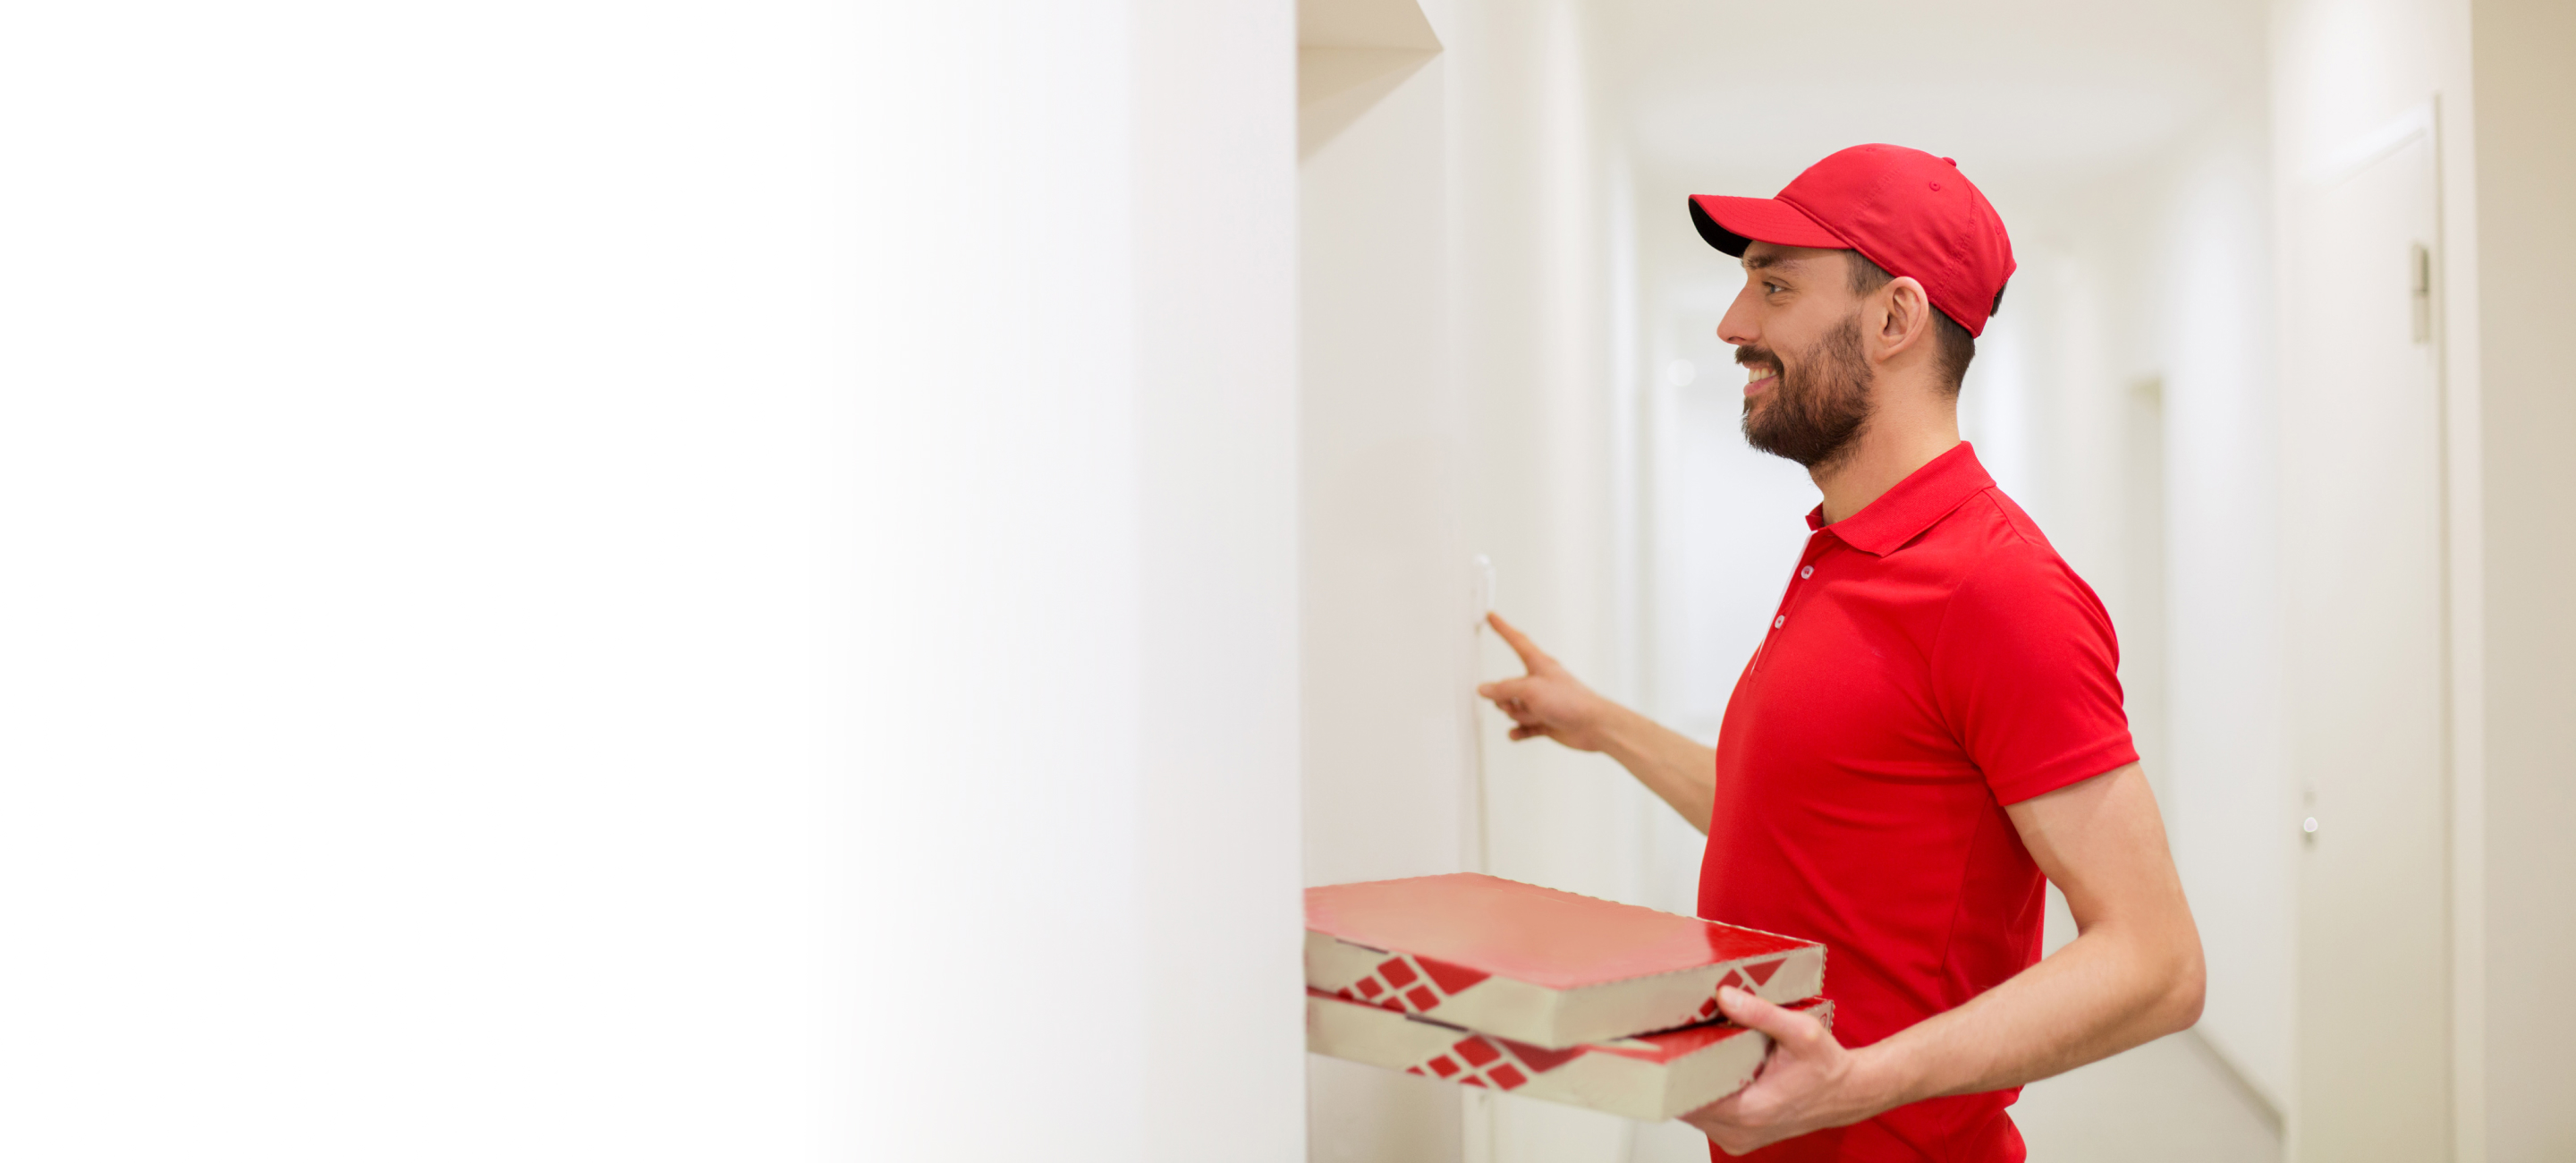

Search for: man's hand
xmin=1681 ymin=988 xmax=1896 ymax=1156
xmin=1473 ymin=612 xmax=1720 ymax=830
xmin=1681 ymin=764 xmax=2203 ymax=1151
xmin=1475 ymin=613 xmax=1618 ymax=751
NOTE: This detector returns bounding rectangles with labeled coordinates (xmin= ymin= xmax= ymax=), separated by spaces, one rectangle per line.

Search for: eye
xmin=1763 ymin=281 xmax=1787 ymax=295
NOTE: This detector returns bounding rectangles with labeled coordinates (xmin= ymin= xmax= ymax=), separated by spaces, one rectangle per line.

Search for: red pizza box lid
xmin=1306 ymin=873 xmax=1826 ymax=1048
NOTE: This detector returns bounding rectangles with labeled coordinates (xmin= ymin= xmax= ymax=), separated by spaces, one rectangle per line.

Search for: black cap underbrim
xmin=1690 ymin=198 xmax=1750 ymax=257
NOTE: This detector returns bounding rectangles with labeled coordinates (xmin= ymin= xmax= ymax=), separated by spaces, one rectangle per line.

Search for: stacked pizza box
xmin=1305 ymin=872 xmax=1831 ymax=1121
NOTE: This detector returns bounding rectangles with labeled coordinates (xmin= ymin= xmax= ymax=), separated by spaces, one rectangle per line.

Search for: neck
xmin=1811 ymin=388 xmax=1962 ymax=524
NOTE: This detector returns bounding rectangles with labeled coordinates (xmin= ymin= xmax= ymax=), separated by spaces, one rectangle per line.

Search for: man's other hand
xmin=1681 ymin=988 xmax=1892 ymax=1156
xmin=1476 ymin=613 xmax=1617 ymax=751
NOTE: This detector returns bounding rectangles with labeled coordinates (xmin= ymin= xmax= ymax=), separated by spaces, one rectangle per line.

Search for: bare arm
xmin=1474 ymin=613 xmax=1717 ymax=832
xmin=1681 ymin=763 xmax=2205 ymax=1154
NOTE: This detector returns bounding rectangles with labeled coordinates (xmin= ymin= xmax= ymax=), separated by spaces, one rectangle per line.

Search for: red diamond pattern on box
xmin=1308 ymin=988 xmax=1835 ymax=1121
xmin=1404 ymin=1031 xmax=1582 ymax=1092
xmin=1307 ymin=873 xmax=1826 ymax=1049
xmin=1685 ymin=955 xmax=1794 ymax=1021
xmin=1329 ymin=950 xmax=1492 ymax=1016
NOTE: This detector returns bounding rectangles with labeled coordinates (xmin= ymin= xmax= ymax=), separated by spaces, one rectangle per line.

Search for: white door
xmin=2283 ymin=123 xmax=2449 ymax=1161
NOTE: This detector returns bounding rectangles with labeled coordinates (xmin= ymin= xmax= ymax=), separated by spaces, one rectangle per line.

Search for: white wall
xmin=1301 ymin=23 xmax=1463 ymax=918
xmin=0 ymin=3 xmax=1304 ymax=1161
xmin=1983 ymin=104 xmax=2293 ymax=1110
xmin=2464 ymin=2 xmax=2576 ymax=1158
xmin=1299 ymin=4 xmax=1653 ymax=1161
xmin=1 ymin=4 xmax=834 ymax=1158
xmin=2076 ymin=110 xmax=2292 ymax=1111
xmin=1299 ymin=13 xmax=1470 ymax=1159
xmin=2140 ymin=115 xmax=2293 ymax=1111
xmin=2268 ymin=0 xmax=2485 ymax=1157
xmin=846 ymin=3 xmax=1305 ymax=1161
xmin=1447 ymin=3 xmax=1661 ymax=1159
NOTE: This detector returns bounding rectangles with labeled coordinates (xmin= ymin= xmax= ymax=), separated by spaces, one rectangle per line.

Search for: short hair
xmin=1843 ymin=252 xmax=1980 ymax=394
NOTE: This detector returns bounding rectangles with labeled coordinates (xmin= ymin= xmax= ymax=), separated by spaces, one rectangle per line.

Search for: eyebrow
xmin=1742 ymin=252 xmax=1805 ymax=273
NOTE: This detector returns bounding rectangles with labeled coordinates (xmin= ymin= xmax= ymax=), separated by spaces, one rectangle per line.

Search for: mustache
xmin=1735 ymin=345 xmax=1781 ymax=374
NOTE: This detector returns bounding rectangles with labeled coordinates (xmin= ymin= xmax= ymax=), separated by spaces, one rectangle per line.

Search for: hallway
xmin=2015 ymin=1033 xmax=2280 ymax=1163
xmin=1617 ymin=1034 xmax=2281 ymax=1162
xmin=15 ymin=0 xmax=2564 ymax=1160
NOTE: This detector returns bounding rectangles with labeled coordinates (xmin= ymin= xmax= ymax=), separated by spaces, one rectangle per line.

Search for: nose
xmin=1716 ymin=280 xmax=1761 ymax=350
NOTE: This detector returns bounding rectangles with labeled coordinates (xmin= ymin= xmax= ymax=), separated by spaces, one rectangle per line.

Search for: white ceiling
xmin=1594 ymin=0 xmax=2268 ymax=202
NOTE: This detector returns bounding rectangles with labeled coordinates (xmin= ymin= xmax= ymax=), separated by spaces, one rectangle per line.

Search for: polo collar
xmin=1803 ymin=442 xmax=1996 ymax=556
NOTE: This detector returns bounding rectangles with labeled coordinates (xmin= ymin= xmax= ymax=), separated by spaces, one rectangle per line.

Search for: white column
xmin=845 ymin=2 xmax=1302 ymax=1160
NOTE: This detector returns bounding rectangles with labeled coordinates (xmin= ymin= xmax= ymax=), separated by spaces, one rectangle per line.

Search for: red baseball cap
xmin=1689 ymin=145 xmax=2014 ymax=336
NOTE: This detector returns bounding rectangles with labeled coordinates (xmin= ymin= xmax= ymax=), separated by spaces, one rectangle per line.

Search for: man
xmin=1475 ymin=145 xmax=2203 ymax=1161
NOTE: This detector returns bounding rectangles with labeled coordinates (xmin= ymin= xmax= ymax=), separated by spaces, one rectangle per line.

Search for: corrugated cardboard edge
xmin=1305 ymin=991 xmax=1836 ymax=1123
xmin=1303 ymin=873 xmax=1827 ymax=993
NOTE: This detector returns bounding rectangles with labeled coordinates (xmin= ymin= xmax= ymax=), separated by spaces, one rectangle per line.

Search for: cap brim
xmin=1688 ymin=194 xmax=1851 ymax=257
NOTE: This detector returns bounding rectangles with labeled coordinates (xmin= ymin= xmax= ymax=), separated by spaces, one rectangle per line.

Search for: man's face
xmin=1717 ymin=242 xmax=1876 ymax=470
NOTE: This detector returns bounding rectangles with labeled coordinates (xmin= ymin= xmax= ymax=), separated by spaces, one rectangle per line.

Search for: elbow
xmin=2161 ymin=933 xmax=2207 ymax=1036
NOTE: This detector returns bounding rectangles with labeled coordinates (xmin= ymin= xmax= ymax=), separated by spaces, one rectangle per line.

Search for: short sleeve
xmin=1929 ymin=539 xmax=2139 ymax=804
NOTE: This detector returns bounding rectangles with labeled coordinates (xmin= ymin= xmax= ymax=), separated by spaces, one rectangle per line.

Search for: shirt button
xmin=1800 ymin=565 xmax=1814 ymax=579
xmin=1774 ymin=615 xmax=1786 ymax=628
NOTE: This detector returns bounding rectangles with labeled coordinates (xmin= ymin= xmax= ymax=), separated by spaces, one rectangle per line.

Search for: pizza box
xmin=1306 ymin=873 xmax=1825 ymax=1048
xmin=1307 ymin=988 xmax=1833 ymax=1122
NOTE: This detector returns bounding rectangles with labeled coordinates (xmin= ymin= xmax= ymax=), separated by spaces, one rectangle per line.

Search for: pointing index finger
xmin=1485 ymin=612 xmax=1549 ymax=671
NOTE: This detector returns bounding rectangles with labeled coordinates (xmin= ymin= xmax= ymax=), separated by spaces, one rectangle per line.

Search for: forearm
xmin=1594 ymin=703 xmax=1717 ymax=833
xmin=1681 ymin=768 xmax=2203 ymax=1153
xmin=1474 ymin=613 xmax=1716 ymax=831
xmin=1846 ymin=921 xmax=2205 ymax=1108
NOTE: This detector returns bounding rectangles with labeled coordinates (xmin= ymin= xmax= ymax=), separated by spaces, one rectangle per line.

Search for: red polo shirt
xmin=1699 ymin=443 xmax=2135 ymax=1162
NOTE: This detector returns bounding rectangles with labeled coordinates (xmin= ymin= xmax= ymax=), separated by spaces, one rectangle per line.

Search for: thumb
xmin=1716 ymin=986 xmax=1817 ymax=1047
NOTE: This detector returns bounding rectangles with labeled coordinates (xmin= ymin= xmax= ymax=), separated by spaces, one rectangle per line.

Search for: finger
xmin=1679 ymin=1097 xmax=1758 ymax=1157
xmin=1484 ymin=683 xmax=1548 ymax=718
xmin=1716 ymin=987 xmax=1826 ymax=1050
xmin=1682 ymin=1091 xmax=1742 ymax=1125
xmin=1485 ymin=612 xmax=1552 ymax=672
xmin=1508 ymin=726 xmax=1544 ymax=741
xmin=1714 ymin=1131 xmax=1766 ymax=1158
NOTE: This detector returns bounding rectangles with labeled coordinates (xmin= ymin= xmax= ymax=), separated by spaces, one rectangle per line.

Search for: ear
xmin=1873 ymin=276 xmax=1936 ymax=363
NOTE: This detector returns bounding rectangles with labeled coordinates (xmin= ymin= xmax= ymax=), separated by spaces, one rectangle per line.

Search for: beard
xmin=1739 ymin=313 xmax=1875 ymax=470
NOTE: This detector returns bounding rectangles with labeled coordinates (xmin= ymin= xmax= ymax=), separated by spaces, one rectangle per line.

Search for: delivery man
xmin=1475 ymin=144 xmax=2204 ymax=1161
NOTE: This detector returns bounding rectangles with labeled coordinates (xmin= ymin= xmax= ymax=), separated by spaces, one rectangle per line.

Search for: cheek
xmin=1766 ymin=318 xmax=1823 ymax=364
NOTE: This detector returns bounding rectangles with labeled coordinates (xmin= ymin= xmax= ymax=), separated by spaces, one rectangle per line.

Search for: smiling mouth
xmin=1742 ymin=369 xmax=1780 ymax=396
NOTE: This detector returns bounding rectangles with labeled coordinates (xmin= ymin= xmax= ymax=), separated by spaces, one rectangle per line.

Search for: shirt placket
xmin=1750 ymin=533 xmax=1833 ymax=672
